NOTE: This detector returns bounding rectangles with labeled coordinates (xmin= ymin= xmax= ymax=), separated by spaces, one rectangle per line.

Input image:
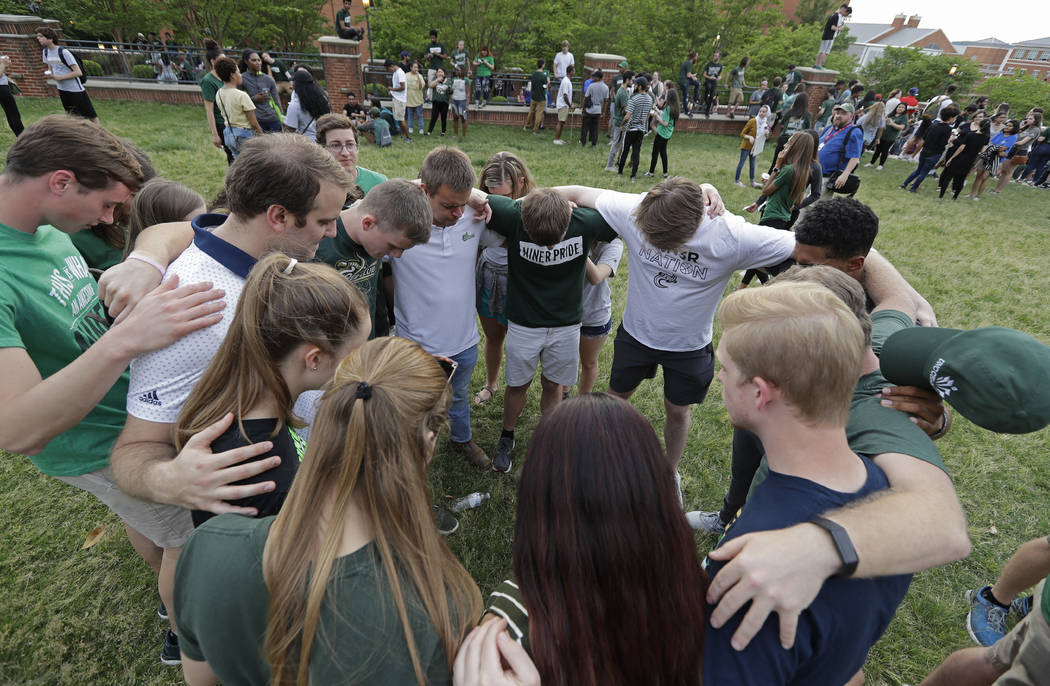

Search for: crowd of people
xmin=2 ymin=22 xmax=1050 ymax=686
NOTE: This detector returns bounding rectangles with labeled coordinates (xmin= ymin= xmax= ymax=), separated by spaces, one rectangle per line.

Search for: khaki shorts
xmin=56 ymin=466 xmax=193 ymax=549
xmin=728 ymin=88 xmax=744 ymax=106
xmin=392 ymin=99 xmax=406 ymax=121
xmin=988 ymin=579 xmax=1050 ymax=686
xmin=505 ymin=321 xmax=580 ymax=387
xmin=557 ymin=106 xmax=570 ymax=122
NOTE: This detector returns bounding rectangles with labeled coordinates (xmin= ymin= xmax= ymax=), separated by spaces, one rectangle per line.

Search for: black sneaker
xmin=492 ymin=435 xmax=515 ymax=473
xmin=160 ymin=630 xmax=181 ymax=666
xmin=157 ymin=602 xmax=168 ymax=621
xmin=432 ymin=505 xmax=459 ymax=535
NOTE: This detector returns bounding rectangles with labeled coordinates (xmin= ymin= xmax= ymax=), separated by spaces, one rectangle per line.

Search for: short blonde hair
xmin=718 ymin=281 xmax=864 ymax=426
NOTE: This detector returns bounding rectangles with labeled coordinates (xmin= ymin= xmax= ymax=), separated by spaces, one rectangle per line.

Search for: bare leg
xmin=125 ymin=524 xmax=162 ymax=575
xmin=843 ymin=669 xmax=864 ymax=686
xmin=578 ymin=334 xmax=607 ymax=394
xmin=479 ymin=315 xmax=507 ymax=391
xmin=664 ymin=398 xmax=692 ymax=468
xmin=502 ymin=382 xmax=530 ymax=431
xmin=993 ymin=161 xmax=1016 ymax=192
xmin=159 ymin=546 xmax=181 ymax=633
xmin=554 ymin=120 xmax=564 ymax=141
xmin=991 ymin=536 xmax=1050 ymax=603
xmin=539 ymin=375 xmax=563 ymax=415
xmin=918 ymin=646 xmax=1003 ymax=686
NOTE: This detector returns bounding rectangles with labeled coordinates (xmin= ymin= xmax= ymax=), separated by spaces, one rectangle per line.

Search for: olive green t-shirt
xmin=486 ymin=194 xmax=616 ymax=328
xmin=199 ymin=71 xmax=224 ymax=129
xmin=0 ymin=223 xmax=128 ymax=476
xmin=764 ymin=163 xmax=796 ymax=223
xmin=315 ymin=215 xmax=380 ymax=339
xmin=175 ymin=515 xmax=453 ymax=686
xmin=529 ymin=69 xmax=548 ymax=101
xmin=70 ymin=228 xmax=123 ymax=271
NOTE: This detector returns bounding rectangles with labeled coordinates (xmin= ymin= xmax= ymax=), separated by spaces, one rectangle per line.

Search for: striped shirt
xmin=625 ymin=92 xmax=653 ymax=132
xmin=482 ymin=579 xmax=531 ymax=651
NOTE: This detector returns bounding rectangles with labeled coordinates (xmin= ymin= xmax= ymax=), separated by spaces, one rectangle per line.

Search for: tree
xmin=977 ymin=72 xmax=1050 ymax=117
xmin=793 ymin=0 xmax=840 ymax=26
xmin=734 ymin=22 xmax=857 ymax=85
xmin=35 ymin=0 xmax=166 ymax=43
xmin=160 ymin=1 xmax=328 ymax=50
xmin=860 ymin=47 xmax=980 ymax=99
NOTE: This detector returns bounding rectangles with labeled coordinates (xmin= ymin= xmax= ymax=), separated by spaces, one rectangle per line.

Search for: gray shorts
xmin=56 ymin=467 xmax=193 ymax=549
xmin=819 ymin=39 xmax=835 ymax=55
xmin=505 ymin=321 xmax=580 ymax=387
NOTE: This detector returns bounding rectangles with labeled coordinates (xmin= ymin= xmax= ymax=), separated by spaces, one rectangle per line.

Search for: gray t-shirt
xmin=43 ymin=47 xmax=84 ymax=93
xmin=585 ymin=81 xmax=609 ymax=115
xmin=581 ymin=239 xmax=624 ymax=327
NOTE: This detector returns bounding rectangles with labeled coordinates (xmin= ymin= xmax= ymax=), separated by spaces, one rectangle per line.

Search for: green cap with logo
xmin=880 ymin=326 xmax=1050 ymax=434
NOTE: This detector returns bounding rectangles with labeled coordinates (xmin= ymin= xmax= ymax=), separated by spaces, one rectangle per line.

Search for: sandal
xmin=473 ymin=385 xmax=497 ymax=405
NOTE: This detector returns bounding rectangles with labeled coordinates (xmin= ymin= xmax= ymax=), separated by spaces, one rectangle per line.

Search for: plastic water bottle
xmin=450 ymin=492 xmax=490 ymax=513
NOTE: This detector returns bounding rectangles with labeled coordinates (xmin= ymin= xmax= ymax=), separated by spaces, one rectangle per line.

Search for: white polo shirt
xmin=391 ymin=207 xmax=483 ymax=358
xmin=595 ymin=190 xmax=795 ymax=352
xmin=553 ymin=51 xmax=574 ymax=79
xmin=126 ymin=214 xmax=253 ymax=423
xmin=391 ymin=67 xmax=407 ymax=103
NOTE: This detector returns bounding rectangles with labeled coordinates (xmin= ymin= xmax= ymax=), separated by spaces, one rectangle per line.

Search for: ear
xmin=47 ymin=170 xmax=76 ymax=196
xmin=419 ymin=182 xmax=431 ymax=198
xmin=753 ymin=376 xmax=779 ymax=412
xmin=265 ymin=204 xmax=291 ymax=234
xmin=359 ymin=213 xmax=378 ymax=233
xmin=301 ymin=344 xmax=324 ymax=372
xmin=845 ymin=255 xmax=866 ymax=277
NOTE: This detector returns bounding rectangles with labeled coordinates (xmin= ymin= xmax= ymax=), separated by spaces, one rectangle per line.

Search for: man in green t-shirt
xmin=0 ymin=115 xmax=229 ymax=665
xmin=525 ymin=58 xmax=549 ymax=133
xmin=483 ymin=189 xmax=616 ymax=473
xmin=727 ymin=57 xmax=749 ymax=118
xmin=678 ymin=51 xmax=699 ymax=115
xmin=335 ymin=0 xmax=364 ymax=40
xmin=424 ymin=29 xmax=448 ymax=101
xmin=605 ymin=71 xmax=634 ymax=171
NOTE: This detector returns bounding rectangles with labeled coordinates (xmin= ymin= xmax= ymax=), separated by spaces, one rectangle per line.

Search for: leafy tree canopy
xmin=860 ymin=46 xmax=980 ymax=100
xmin=976 ymin=72 xmax=1050 ymax=118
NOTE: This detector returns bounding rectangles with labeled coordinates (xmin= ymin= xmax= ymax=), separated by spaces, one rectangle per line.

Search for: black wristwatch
xmin=809 ymin=516 xmax=858 ymax=578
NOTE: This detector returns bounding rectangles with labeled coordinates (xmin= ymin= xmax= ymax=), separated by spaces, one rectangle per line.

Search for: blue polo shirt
xmin=818 ymin=123 xmax=864 ymax=174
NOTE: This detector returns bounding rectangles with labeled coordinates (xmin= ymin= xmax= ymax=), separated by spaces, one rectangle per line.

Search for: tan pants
xmin=988 ymin=579 xmax=1050 ymax=686
xmin=527 ymin=99 xmax=545 ymax=131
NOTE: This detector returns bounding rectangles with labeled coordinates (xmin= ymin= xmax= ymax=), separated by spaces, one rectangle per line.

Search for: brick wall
xmin=318 ymin=36 xmax=363 ymax=104
xmin=0 ymin=15 xmax=60 ymax=98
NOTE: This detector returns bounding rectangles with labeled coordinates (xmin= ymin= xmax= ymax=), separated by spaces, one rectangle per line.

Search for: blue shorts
xmin=452 ymin=99 xmax=468 ymax=118
xmin=581 ymin=318 xmax=612 ymax=338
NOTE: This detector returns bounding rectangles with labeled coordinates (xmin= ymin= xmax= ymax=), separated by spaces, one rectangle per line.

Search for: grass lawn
xmin=1 ymin=98 xmax=1049 ymax=685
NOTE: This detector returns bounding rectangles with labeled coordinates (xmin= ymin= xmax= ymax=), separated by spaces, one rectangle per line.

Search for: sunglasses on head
xmin=433 ymin=355 xmax=458 ymax=385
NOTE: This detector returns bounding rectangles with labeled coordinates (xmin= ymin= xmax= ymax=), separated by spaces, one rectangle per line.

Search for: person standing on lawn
xmin=616 ymin=75 xmax=653 ymax=181
xmin=646 ymin=85 xmax=680 ymax=178
xmin=819 ymin=101 xmax=863 ymax=195
xmin=900 ymin=105 xmax=958 ymax=193
xmin=605 ymin=71 xmax=633 ymax=172
xmin=239 ymin=50 xmax=283 ymax=134
xmin=552 ymin=40 xmax=574 ymax=107
xmin=938 ymin=110 xmax=989 ymax=199
xmin=552 ymin=64 xmax=574 ymax=145
xmin=581 ymin=69 xmax=608 ymax=148
xmin=199 ymin=40 xmax=233 ymax=164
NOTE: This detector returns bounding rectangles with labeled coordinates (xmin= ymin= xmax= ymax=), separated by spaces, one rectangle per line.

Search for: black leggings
xmin=938 ymin=159 xmax=973 ymax=198
xmin=0 ymin=84 xmax=23 ymax=135
xmin=702 ymin=80 xmax=718 ymax=114
xmin=870 ymin=138 xmax=895 ymax=167
xmin=580 ymin=113 xmax=600 ymax=146
xmin=649 ymin=134 xmax=670 ymax=174
xmin=618 ymin=130 xmax=644 ymax=177
xmin=741 ymin=217 xmax=792 ymax=285
xmin=428 ymin=101 xmax=448 ymax=134
xmin=719 ymin=428 xmax=766 ymax=523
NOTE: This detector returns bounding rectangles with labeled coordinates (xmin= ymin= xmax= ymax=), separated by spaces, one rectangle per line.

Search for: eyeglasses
xmin=325 ymin=142 xmax=357 ymax=153
xmin=433 ymin=355 xmax=458 ymax=385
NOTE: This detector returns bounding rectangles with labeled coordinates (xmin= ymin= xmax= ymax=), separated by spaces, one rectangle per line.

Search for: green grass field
xmin=1 ymin=98 xmax=1049 ymax=685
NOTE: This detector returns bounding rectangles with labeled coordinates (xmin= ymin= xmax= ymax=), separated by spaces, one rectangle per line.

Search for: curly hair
xmin=793 ymin=196 xmax=878 ymax=259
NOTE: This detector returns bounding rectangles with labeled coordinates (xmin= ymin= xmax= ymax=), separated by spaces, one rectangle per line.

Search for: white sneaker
xmin=553 ymin=139 xmax=565 ymax=145
xmin=734 ymin=181 xmax=745 ymax=187
xmin=603 ymin=165 xmax=616 ymax=172
xmin=864 ymin=163 xmax=873 ymax=167
xmin=674 ymin=471 xmax=683 ymax=508
xmin=686 ymin=511 xmax=728 ymax=534
xmin=876 ymin=165 xmax=883 ymax=170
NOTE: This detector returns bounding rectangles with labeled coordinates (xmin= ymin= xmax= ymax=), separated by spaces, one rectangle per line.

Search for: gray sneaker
xmin=492 ymin=435 xmax=515 ymax=473
xmin=432 ymin=505 xmax=459 ymax=535
xmin=1012 ymin=594 xmax=1034 ymax=619
xmin=686 ymin=510 xmax=728 ymax=534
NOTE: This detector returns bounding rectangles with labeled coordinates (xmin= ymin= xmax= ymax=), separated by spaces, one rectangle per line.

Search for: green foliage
xmin=976 ymin=73 xmax=1050 ymax=118
xmin=793 ymin=0 xmax=841 ymax=26
xmin=131 ymin=63 xmax=154 ymax=79
xmin=734 ymin=22 xmax=858 ymax=84
xmin=43 ymin=0 xmax=168 ymax=43
xmin=81 ymin=59 xmax=103 ymax=77
xmin=0 ymin=0 xmax=33 ymax=13
xmin=860 ymin=47 xmax=980 ymax=99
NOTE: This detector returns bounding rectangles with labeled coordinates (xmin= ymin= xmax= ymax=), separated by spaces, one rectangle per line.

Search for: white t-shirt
xmin=553 ymin=51 xmax=574 ymax=79
xmin=283 ymin=99 xmax=317 ymax=141
xmin=581 ymin=238 xmax=624 ymax=327
xmin=936 ymin=97 xmax=954 ymax=119
xmin=126 ymin=220 xmax=250 ymax=422
xmin=391 ymin=67 xmax=407 ymax=103
xmin=43 ymin=46 xmax=84 ymax=93
xmin=557 ymin=75 xmax=573 ymax=108
xmin=594 ymin=191 xmax=796 ymax=352
xmin=391 ymin=207 xmax=484 ymax=357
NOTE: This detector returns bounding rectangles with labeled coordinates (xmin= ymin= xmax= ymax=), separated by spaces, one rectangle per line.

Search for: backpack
xmin=43 ymin=46 xmax=87 ymax=84
xmin=921 ymin=96 xmax=946 ymax=119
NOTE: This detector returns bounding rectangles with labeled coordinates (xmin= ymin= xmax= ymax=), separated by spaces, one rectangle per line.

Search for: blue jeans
xmin=735 ymin=148 xmax=755 ymax=183
xmin=259 ymin=118 xmax=282 ymax=133
xmin=1024 ymin=144 xmax=1050 ymax=179
xmin=476 ymin=76 xmax=491 ymax=104
xmin=447 ymin=344 xmax=478 ymax=443
xmin=902 ymin=150 xmax=940 ymax=190
xmin=679 ymin=80 xmax=700 ymax=108
xmin=222 ymin=126 xmax=255 ymax=158
xmin=406 ymin=105 xmax=423 ymax=132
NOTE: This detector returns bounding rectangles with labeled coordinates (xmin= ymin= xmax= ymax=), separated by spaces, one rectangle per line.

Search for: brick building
xmin=846 ymin=14 xmax=958 ymax=66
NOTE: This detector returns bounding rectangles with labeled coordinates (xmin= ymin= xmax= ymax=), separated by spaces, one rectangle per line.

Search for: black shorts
xmin=609 ymin=324 xmax=714 ymax=406
xmin=58 ymin=89 xmax=97 ymax=120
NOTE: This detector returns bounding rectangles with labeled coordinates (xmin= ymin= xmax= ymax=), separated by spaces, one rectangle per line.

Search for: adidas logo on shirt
xmin=138 ymin=390 xmax=162 ymax=406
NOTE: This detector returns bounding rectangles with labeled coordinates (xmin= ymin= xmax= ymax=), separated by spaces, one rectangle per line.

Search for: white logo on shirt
xmin=519 ymin=237 xmax=583 ymax=265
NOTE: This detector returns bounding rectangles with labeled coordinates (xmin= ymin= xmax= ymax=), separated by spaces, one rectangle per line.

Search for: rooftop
xmin=872 ymin=27 xmax=938 ymax=47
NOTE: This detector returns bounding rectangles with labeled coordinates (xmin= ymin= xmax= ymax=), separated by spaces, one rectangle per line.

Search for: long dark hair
xmin=787 ymin=91 xmax=809 ymax=120
xmin=204 ymin=39 xmax=223 ymax=70
xmin=514 ymin=394 xmax=708 ymax=686
xmin=292 ymin=69 xmax=332 ymax=119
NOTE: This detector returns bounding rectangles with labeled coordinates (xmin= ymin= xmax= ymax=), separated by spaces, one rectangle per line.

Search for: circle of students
xmin=3 ymin=23 xmax=1050 ymax=686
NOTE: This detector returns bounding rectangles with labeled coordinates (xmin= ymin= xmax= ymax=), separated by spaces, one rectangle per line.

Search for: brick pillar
xmin=799 ymin=66 xmax=839 ymax=120
xmin=583 ymin=53 xmax=627 ymax=129
xmin=318 ymin=36 xmax=363 ymax=105
xmin=0 ymin=15 xmax=60 ymax=99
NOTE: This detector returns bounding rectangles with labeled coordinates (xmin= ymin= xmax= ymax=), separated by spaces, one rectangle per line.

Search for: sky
xmin=846 ymin=1 xmax=1050 ymax=45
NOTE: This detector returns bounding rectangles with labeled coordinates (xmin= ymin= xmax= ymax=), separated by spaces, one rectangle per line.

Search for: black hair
xmin=592 ymin=69 xmax=602 ymax=79
xmin=429 ymin=29 xmax=438 ymax=37
xmin=623 ymin=70 xmax=634 ymax=81
xmin=537 ymin=58 xmax=545 ymax=68
xmin=204 ymin=39 xmax=222 ymax=68
xmin=946 ymin=84 xmax=957 ymax=95
xmin=940 ymin=104 xmax=960 ymax=121
xmin=292 ymin=69 xmax=332 ymax=119
xmin=794 ymin=197 xmax=879 ymax=259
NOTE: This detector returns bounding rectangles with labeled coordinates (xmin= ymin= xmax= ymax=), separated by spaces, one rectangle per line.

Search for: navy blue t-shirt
xmin=703 ymin=456 xmax=911 ymax=686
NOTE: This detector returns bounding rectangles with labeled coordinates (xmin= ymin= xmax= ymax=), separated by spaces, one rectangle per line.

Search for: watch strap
xmin=809 ymin=516 xmax=859 ymax=578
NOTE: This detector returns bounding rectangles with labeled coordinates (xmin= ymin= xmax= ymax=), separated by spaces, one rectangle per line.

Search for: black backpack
xmin=43 ymin=46 xmax=87 ymax=84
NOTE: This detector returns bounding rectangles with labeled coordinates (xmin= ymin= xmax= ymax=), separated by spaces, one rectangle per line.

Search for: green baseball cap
xmin=618 ymin=60 xmax=629 ymax=68
xmin=833 ymin=102 xmax=855 ymax=114
xmin=880 ymin=326 xmax=1050 ymax=434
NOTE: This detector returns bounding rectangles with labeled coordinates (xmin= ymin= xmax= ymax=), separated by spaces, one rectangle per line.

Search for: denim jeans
xmin=902 ymin=150 xmax=940 ymax=190
xmin=735 ymin=148 xmax=755 ymax=183
xmin=406 ymin=105 xmax=423 ymax=132
xmin=447 ymin=343 xmax=478 ymax=443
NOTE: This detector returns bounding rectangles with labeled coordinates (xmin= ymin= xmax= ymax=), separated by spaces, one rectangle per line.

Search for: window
xmin=1040 ymin=51 xmax=1050 ymax=61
